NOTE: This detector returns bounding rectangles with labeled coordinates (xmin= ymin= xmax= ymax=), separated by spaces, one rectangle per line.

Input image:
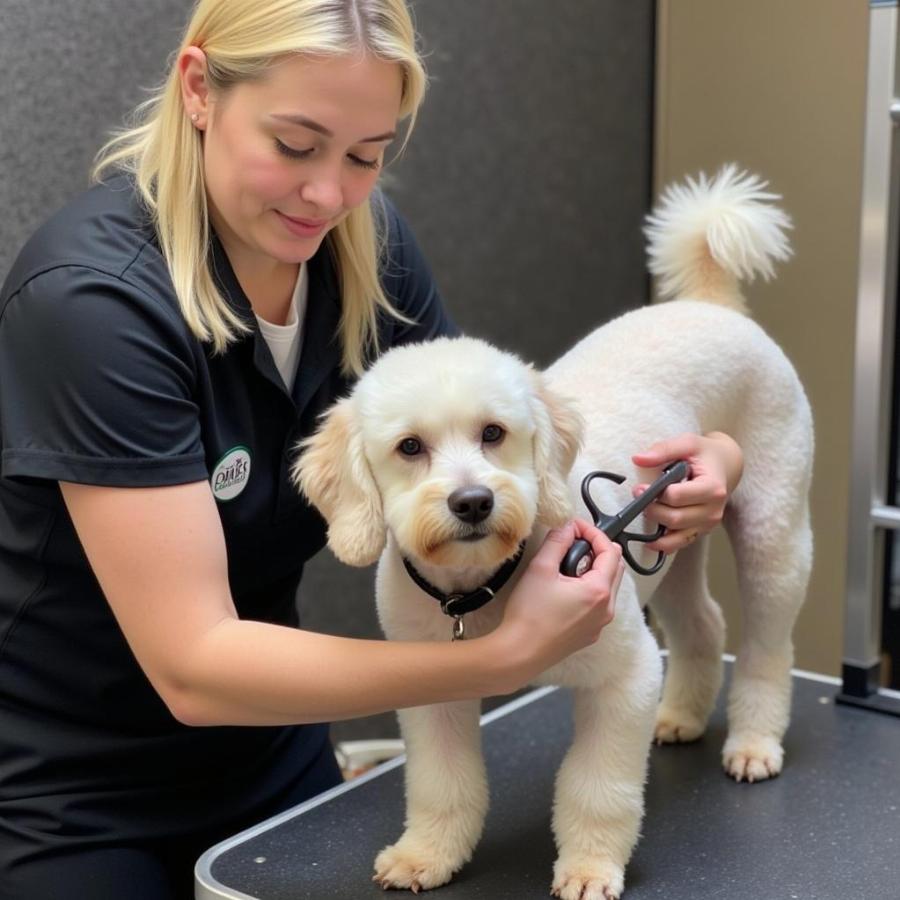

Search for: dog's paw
xmin=722 ymin=733 xmax=784 ymax=782
xmin=654 ymin=705 xmax=706 ymax=744
xmin=551 ymin=857 xmax=624 ymax=900
xmin=373 ymin=839 xmax=458 ymax=893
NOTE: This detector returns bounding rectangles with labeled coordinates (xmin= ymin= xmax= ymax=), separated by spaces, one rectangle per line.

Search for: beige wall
xmin=653 ymin=0 xmax=870 ymax=675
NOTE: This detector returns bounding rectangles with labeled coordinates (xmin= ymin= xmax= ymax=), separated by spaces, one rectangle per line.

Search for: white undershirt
xmin=254 ymin=264 xmax=309 ymax=393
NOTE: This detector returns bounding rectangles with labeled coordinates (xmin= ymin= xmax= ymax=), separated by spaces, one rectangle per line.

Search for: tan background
xmin=654 ymin=0 xmax=871 ymax=675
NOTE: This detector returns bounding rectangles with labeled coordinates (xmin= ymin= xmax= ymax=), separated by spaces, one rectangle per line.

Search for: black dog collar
xmin=402 ymin=541 xmax=527 ymax=620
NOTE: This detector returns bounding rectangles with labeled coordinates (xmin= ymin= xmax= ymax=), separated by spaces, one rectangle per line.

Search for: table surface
xmin=195 ymin=664 xmax=900 ymax=900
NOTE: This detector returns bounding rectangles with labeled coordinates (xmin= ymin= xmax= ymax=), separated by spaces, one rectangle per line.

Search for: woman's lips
xmin=275 ymin=211 xmax=330 ymax=237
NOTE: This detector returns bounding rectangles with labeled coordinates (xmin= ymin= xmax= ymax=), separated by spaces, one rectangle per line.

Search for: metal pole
xmin=838 ymin=0 xmax=900 ymax=716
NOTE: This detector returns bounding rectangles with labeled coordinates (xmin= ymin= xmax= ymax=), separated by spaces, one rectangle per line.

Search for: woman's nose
xmin=299 ymin=165 xmax=343 ymax=213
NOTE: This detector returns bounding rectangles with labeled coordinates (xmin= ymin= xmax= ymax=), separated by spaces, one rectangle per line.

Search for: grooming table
xmin=195 ymin=664 xmax=900 ymax=899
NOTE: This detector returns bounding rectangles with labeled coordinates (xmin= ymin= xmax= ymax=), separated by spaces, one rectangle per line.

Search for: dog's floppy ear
xmin=291 ymin=398 xmax=386 ymax=566
xmin=528 ymin=371 xmax=584 ymax=526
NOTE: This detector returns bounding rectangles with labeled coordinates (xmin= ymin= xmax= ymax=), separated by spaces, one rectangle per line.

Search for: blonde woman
xmin=0 ymin=1 xmax=742 ymax=896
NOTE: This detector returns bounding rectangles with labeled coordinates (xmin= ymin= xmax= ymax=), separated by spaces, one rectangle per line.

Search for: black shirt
xmin=0 ymin=175 xmax=457 ymax=841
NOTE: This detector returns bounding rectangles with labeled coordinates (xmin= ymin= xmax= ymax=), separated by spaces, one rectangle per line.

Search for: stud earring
xmin=190 ymin=113 xmax=199 ymax=122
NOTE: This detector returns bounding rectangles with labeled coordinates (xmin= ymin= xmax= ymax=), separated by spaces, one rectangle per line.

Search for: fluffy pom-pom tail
xmin=643 ymin=164 xmax=793 ymax=313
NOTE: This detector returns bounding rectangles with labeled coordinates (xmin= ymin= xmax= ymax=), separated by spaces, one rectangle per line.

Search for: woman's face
xmin=197 ymin=52 xmax=403 ymax=276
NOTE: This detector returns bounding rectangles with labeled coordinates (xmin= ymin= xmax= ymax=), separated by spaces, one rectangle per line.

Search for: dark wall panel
xmin=384 ymin=0 xmax=655 ymax=365
xmin=0 ymin=0 xmax=188 ymax=275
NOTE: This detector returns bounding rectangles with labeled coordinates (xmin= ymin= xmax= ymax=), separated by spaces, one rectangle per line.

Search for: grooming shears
xmin=560 ymin=460 xmax=691 ymax=578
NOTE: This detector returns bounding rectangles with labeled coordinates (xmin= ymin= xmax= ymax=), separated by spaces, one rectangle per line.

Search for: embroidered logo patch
xmin=211 ymin=446 xmax=252 ymax=502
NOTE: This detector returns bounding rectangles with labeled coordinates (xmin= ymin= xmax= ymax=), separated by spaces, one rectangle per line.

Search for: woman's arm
xmin=60 ymin=482 xmax=620 ymax=727
xmin=630 ymin=431 xmax=744 ymax=554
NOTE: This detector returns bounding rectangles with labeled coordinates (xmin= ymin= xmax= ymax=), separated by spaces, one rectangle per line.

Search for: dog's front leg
xmin=374 ymin=699 xmax=487 ymax=892
xmin=551 ymin=635 xmax=661 ymax=900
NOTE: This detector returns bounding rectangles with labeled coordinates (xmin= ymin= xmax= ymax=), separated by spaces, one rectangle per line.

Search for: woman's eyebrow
xmin=269 ymin=113 xmax=396 ymax=143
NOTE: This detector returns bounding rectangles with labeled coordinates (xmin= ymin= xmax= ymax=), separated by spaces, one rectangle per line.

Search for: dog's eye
xmin=482 ymin=424 xmax=504 ymax=443
xmin=398 ymin=437 xmax=423 ymax=456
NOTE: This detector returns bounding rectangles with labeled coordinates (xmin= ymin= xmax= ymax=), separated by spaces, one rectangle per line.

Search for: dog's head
xmin=292 ymin=337 xmax=583 ymax=569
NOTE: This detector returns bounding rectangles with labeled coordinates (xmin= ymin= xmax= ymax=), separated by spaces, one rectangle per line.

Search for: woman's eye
xmin=398 ymin=437 xmax=423 ymax=456
xmin=482 ymin=424 xmax=504 ymax=443
xmin=274 ymin=139 xmax=313 ymax=160
xmin=275 ymin=139 xmax=379 ymax=170
xmin=348 ymin=154 xmax=380 ymax=171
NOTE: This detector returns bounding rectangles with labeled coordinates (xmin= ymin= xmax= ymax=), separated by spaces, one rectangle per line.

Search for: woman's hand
xmin=495 ymin=519 xmax=625 ymax=688
xmin=630 ymin=431 xmax=744 ymax=554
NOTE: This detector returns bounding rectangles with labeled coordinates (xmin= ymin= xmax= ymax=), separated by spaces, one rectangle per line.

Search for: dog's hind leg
xmin=550 ymin=629 xmax=661 ymax=900
xmin=720 ymin=466 xmax=813 ymax=782
xmin=647 ymin=537 xmax=726 ymax=744
xmin=373 ymin=699 xmax=487 ymax=892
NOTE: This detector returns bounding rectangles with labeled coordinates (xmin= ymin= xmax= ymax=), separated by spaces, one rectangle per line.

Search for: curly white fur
xmin=643 ymin=164 xmax=793 ymax=312
xmin=293 ymin=168 xmax=814 ymax=898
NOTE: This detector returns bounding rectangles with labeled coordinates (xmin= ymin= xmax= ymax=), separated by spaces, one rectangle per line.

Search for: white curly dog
xmin=294 ymin=166 xmax=814 ymax=899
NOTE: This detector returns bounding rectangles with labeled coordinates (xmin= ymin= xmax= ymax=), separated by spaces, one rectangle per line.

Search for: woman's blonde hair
xmin=93 ymin=0 xmax=426 ymax=375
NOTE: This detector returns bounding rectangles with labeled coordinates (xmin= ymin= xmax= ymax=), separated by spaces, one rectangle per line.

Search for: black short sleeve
xmin=378 ymin=195 xmax=461 ymax=347
xmin=0 ymin=265 xmax=208 ymax=486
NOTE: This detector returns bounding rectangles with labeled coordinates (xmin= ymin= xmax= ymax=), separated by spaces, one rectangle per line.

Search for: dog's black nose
xmin=448 ymin=486 xmax=494 ymax=525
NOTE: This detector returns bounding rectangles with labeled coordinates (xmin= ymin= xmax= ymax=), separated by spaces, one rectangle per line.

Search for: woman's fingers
xmin=635 ymin=477 xmax=725 ymax=510
xmin=631 ymin=434 xmax=703 ymax=468
xmin=572 ymin=517 xmax=618 ymax=559
xmin=644 ymin=528 xmax=702 ymax=554
xmin=629 ymin=480 xmax=719 ymax=552
xmin=535 ymin=520 xmax=578 ymax=564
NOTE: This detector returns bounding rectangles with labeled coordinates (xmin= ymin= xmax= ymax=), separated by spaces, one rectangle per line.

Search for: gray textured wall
xmin=380 ymin=0 xmax=655 ymax=365
xmin=0 ymin=0 xmax=187 ymax=274
xmin=0 ymin=0 xmax=655 ymax=741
